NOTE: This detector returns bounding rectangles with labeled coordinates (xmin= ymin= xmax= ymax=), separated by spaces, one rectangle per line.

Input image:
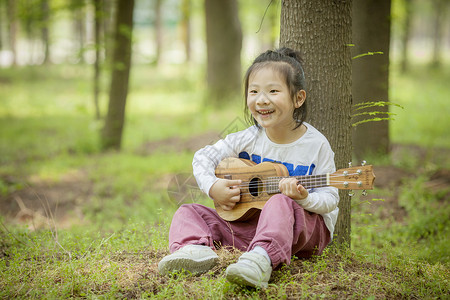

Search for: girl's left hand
xmin=279 ymin=178 xmax=309 ymax=200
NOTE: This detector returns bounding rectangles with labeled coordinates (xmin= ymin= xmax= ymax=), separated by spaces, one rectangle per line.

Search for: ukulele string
xmin=232 ymin=171 xmax=363 ymax=192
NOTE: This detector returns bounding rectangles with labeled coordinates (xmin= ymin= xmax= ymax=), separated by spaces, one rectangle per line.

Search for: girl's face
xmin=247 ymin=66 xmax=306 ymax=143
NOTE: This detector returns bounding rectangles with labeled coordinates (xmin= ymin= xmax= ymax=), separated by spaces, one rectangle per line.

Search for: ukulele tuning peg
xmin=348 ymin=190 xmax=354 ymax=197
xmin=362 ymin=190 xmax=368 ymax=196
xmin=361 ymin=160 xmax=367 ymax=166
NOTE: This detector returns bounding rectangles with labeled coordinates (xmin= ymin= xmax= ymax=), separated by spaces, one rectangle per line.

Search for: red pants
xmin=168 ymin=194 xmax=331 ymax=268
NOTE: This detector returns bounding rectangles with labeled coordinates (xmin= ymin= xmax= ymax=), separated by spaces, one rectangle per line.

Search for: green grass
xmin=390 ymin=63 xmax=450 ymax=148
xmin=0 ymin=61 xmax=449 ymax=298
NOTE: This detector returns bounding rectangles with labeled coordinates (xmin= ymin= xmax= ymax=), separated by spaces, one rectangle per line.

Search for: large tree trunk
xmin=352 ymin=0 xmax=391 ymax=159
xmin=280 ymin=0 xmax=353 ymax=245
xmin=204 ymin=0 xmax=242 ymax=106
xmin=101 ymin=0 xmax=134 ymax=150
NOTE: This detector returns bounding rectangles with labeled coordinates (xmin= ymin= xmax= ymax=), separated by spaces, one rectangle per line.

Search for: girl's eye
xmin=249 ymin=90 xmax=258 ymax=94
xmin=270 ymin=90 xmax=279 ymax=93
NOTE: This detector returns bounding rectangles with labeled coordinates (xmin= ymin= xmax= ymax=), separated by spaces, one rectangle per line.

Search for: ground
xmin=1 ymin=132 xmax=449 ymax=230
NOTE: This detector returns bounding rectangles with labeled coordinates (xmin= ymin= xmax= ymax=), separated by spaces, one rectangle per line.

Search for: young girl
xmin=158 ymin=48 xmax=339 ymax=288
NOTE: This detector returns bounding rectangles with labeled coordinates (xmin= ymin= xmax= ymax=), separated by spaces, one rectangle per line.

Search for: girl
xmin=158 ymin=48 xmax=339 ymax=288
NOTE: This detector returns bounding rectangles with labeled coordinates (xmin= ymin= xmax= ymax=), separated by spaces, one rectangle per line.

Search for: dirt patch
xmin=0 ymin=169 xmax=92 ymax=229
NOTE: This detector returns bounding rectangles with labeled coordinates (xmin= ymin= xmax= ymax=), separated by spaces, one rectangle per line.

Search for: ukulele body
xmin=214 ymin=157 xmax=289 ymax=221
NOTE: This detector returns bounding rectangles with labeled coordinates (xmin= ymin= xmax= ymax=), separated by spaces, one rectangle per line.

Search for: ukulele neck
xmin=267 ymin=174 xmax=329 ymax=193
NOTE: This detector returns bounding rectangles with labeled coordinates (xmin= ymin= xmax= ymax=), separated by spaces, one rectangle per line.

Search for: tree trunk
xmin=0 ymin=1 xmax=4 ymax=52
xmin=280 ymin=0 xmax=353 ymax=245
xmin=400 ymin=0 xmax=412 ymax=73
xmin=93 ymin=0 xmax=103 ymax=120
xmin=352 ymin=0 xmax=391 ymax=159
xmin=41 ymin=0 xmax=50 ymax=64
xmin=154 ymin=0 xmax=163 ymax=65
xmin=430 ymin=0 xmax=445 ymax=68
xmin=102 ymin=0 xmax=114 ymax=63
xmin=101 ymin=0 xmax=134 ymax=150
xmin=204 ymin=0 xmax=242 ymax=106
xmin=180 ymin=0 xmax=191 ymax=63
xmin=7 ymin=0 xmax=17 ymax=66
xmin=74 ymin=3 xmax=85 ymax=63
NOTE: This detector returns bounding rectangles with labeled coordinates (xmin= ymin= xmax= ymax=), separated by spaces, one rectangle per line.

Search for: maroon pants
xmin=168 ymin=194 xmax=331 ymax=268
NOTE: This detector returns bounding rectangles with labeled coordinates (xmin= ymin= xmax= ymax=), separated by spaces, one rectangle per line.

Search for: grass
xmin=0 ymin=61 xmax=449 ymax=298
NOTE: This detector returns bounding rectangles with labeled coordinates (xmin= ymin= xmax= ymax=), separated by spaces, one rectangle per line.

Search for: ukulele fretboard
xmin=266 ymin=174 xmax=329 ymax=193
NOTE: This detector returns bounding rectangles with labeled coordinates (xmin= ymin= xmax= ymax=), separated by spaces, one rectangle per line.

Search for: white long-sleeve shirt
xmin=192 ymin=122 xmax=340 ymax=238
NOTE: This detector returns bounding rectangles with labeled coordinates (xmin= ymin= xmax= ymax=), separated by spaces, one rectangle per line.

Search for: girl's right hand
xmin=209 ymin=179 xmax=242 ymax=211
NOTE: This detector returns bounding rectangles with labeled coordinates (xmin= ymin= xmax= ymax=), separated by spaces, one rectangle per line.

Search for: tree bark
xmin=101 ymin=0 xmax=134 ymax=150
xmin=280 ymin=0 xmax=353 ymax=245
xmin=352 ymin=0 xmax=391 ymax=159
xmin=204 ymin=0 xmax=242 ymax=106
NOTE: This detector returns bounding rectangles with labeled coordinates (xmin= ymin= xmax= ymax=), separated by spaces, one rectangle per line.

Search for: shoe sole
xmin=159 ymin=255 xmax=218 ymax=275
xmin=226 ymin=266 xmax=268 ymax=289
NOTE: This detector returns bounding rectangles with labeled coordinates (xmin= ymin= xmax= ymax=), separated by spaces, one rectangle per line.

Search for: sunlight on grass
xmin=390 ymin=64 xmax=450 ymax=148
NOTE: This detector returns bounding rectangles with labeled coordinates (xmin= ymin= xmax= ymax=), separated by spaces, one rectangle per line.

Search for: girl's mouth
xmin=257 ymin=109 xmax=275 ymax=115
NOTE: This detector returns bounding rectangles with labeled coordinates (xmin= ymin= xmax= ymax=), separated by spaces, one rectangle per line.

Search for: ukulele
xmin=214 ymin=157 xmax=375 ymax=221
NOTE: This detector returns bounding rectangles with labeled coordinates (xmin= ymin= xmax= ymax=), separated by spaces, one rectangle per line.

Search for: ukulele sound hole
xmin=249 ymin=177 xmax=263 ymax=197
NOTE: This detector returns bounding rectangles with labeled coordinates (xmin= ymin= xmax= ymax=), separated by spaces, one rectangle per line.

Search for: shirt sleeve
xmin=295 ymin=142 xmax=340 ymax=214
xmin=192 ymin=128 xmax=257 ymax=197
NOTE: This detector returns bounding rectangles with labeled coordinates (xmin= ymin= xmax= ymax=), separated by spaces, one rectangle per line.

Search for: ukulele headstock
xmin=330 ymin=161 xmax=375 ymax=195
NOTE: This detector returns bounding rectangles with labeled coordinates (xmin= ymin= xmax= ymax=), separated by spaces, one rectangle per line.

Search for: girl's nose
xmin=256 ymin=91 xmax=270 ymax=105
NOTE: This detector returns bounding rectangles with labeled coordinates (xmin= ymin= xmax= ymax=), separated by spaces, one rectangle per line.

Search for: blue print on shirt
xmin=238 ymin=152 xmax=315 ymax=176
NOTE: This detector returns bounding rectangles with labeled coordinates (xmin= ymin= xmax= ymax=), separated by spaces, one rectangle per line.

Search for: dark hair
xmin=243 ymin=47 xmax=307 ymax=130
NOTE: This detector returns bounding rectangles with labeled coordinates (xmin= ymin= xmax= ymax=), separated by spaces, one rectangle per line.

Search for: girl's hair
xmin=244 ymin=47 xmax=307 ymax=130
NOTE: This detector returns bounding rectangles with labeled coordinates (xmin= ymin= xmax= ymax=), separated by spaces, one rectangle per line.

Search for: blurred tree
xmin=180 ymin=0 xmax=191 ymax=63
xmin=101 ymin=0 xmax=134 ymax=150
xmin=0 ymin=0 xmax=4 ymax=52
xmin=154 ymin=0 xmax=162 ymax=65
xmin=16 ymin=0 xmax=50 ymax=64
xmin=102 ymin=0 xmax=114 ymax=63
xmin=352 ymin=0 xmax=391 ymax=159
xmin=93 ymin=0 xmax=103 ymax=120
xmin=400 ymin=0 xmax=413 ymax=73
xmin=41 ymin=0 xmax=50 ymax=64
xmin=71 ymin=0 xmax=86 ymax=63
xmin=205 ymin=0 xmax=242 ymax=106
xmin=280 ymin=0 xmax=352 ymax=245
xmin=7 ymin=0 xmax=17 ymax=66
xmin=430 ymin=0 xmax=446 ymax=68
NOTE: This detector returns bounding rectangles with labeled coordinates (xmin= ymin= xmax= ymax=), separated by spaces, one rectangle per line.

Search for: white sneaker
xmin=158 ymin=245 xmax=219 ymax=275
xmin=225 ymin=252 xmax=272 ymax=288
